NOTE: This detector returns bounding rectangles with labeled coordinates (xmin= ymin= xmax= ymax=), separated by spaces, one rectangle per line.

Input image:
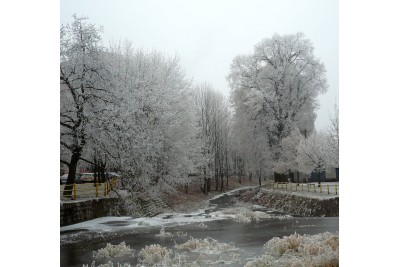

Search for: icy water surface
xmin=60 ymin=188 xmax=339 ymax=267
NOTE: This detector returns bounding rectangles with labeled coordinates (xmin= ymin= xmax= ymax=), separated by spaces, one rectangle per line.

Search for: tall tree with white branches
xmin=228 ymin=33 xmax=328 ymax=166
xmin=60 ymin=15 xmax=113 ymax=191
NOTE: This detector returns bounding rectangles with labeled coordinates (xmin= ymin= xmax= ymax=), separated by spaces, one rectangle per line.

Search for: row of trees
xmin=60 ymin=16 xmax=338 ymax=197
xmin=61 ymin=16 xmax=201 ymax=195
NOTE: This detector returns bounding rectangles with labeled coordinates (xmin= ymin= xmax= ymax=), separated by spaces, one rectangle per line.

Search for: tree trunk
xmin=215 ymin=175 xmax=219 ymax=191
xmin=97 ymin=164 xmax=101 ymax=184
xmin=101 ymin=168 xmax=106 ymax=184
xmin=220 ymin=171 xmax=224 ymax=191
xmin=225 ymin=153 xmax=229 ymax=189
xmin=202 ymin=167 xmax=207 ymax=195
xmin=318 ymin=170 xmax=321 ymax=187
xmin=63 ymin=152 xmax=80 ymax=197
xmin=93 ymin=158 xmax=98 ymax=186
xmin=226 ymin=174 xmax=229 ymax=189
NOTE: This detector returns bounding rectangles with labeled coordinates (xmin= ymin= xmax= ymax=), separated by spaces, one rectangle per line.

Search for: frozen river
xmin=60 ymin=188 xmax=339 ymax=266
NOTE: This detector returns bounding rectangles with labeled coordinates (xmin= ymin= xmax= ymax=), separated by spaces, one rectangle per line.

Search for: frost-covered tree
xmin=60 ymin=15 xmax=112 ymax=188
xmin=230 ymin=104 xmax=272 ymax=186
xmin=273 ymin=127 xmax=304 ymax=179
xmin=228 ymin=33 xmax=327 ymax=163
xmin=193 ymin=83 xmax=231 ymax=193
xmin=296 ymin=131 xmax=329 ymax=185
xmin=97 ymin=43 xmax=199 ymax=195
xmin=326 ymin=103 xmax=339 ymax=168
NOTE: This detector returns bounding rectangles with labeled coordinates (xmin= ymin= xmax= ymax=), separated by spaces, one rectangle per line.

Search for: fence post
xmin=327 ymin=184 xmax=330 ymax=194
xmin=320 ymin=184 xmax=322 ymax=193
xmin=96 ymin=182 xmax=98 ymax=197
xmin=104 ymin=182 xmax=107 ymax=196
xmin=335 ymin=185 xmax=338 ymax=195
xmin=73 ymin=183 xmax=77 ymax=200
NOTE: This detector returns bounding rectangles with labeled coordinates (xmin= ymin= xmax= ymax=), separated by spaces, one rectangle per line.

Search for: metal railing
xmin=270 ymin=182 xmax=339 ymax=195
xmin=60 ymin=178 xmax=119 ymax=200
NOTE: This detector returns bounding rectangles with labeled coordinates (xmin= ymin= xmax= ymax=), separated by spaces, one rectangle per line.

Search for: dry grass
xmin=84 ymin=262 xmax=131 ymax=267
xmin=245 ymin=232 xmax=339 ymax=267
xmin=137 ymin=244 xmax=172 ymax=266
xmin=155 ymin=227 xmax=173 ymax=238
xmin=176 ymin=237 xmax=238 ymax=254
xmin=92 ymin=242 xmax=133 ymax=259
xmin=163 ymin=177 xmax=258 ymax=213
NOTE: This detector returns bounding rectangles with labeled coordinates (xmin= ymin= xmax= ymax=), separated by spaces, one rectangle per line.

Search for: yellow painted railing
xmin=271 ymin=182 xmax=338 ymax=195
xmin=60 ymin=178 xmax=119 ymax=200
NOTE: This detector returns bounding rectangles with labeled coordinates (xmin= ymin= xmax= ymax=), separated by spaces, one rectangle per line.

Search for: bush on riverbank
xmin=244 ymin=232 xmax=339 ymax=267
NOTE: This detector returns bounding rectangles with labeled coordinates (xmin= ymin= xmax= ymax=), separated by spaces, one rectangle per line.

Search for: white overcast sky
xmin=61 ymin=0 xmax=338 ymax=130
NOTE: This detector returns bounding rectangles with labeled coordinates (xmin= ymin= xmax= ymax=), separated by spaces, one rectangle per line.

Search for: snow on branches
xmin=228 ymin=33 xmax=327 ymax=163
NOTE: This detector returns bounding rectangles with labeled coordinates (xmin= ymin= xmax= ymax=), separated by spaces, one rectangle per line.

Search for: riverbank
xmin=61 ymin=184 xmax=338 ymax=267
xmin=153 ymin=178 xmax=259 ymax=214
xmin=240 ymin=187 xmax=339 ymax=217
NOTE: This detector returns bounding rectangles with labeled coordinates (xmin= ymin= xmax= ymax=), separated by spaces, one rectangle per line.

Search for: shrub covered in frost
xmin=176 ymin=237 xmax=237 ymax=254
xmin=176 ymin=231 xmax=187 ymax=237
xmin=198 ymin=222 xmax=208 ymax=228
xmin=194 ymin=252 xmax=241 ymax=265
xmin=137 ymin=244 xmax=172 ymax=266
xmin=155 ymin=227 xmax=173 ymax=238
xmin=92 ymin=242 xmax=134 ymax=259
xmin=245 ymin=232 xmax=339 ymax=267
